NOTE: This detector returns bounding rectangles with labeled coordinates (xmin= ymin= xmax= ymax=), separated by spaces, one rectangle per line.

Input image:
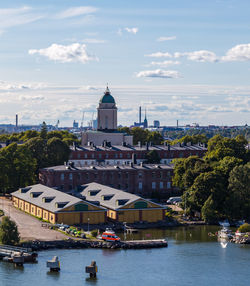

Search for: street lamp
xmin=87 ymin=218 xmax=90 ymax=233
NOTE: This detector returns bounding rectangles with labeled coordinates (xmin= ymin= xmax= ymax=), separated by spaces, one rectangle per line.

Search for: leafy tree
xmin=238 ymin=223 xmax=250 ymax=233
xmin=40 ymin=121 xmax=48 ymax=139
xmin=146 ymin=150 xmax=161 ymax=164
xmin=225 ymin=163 xmax=250 ymax=220
xmin=131 ymin=127 xmax=149 ymax=145
xmin=0 ymin=216 xmax=20 ymax=245
xmin=147 ymin=131 xmax=163 ymax=145
xmin=47 ymin=137 xmax=70 ymax=166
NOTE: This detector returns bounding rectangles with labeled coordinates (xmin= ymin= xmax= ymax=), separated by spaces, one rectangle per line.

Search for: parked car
xmin=166 ymin=197 xmax=182 ymax=205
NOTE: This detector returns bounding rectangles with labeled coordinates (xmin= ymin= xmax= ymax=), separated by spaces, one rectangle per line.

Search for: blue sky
xmin=0 ymin=0 xmax=249 ymax=127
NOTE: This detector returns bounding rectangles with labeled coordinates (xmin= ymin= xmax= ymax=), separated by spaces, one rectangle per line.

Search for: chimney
xmin=139 ymin=106 xmax=141 ymax=124
xmin=16 ymin=114 xmax=18 ymax=127
xmin=132 ymin=153 xmax=137 ymax=164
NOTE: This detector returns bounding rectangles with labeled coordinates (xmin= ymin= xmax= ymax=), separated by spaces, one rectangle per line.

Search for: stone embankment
xmin=22 ymin=239 xmax=168 ymax=251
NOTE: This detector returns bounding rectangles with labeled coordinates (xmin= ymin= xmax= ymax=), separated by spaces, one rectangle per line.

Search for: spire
xmin=105 ymin=83 xmax=110 ymax=94
xmin=144 ymin=108 xmax=147 ymax=120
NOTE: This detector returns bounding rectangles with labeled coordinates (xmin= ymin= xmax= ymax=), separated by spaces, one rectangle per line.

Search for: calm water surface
xmin=1 ymin=226 xmax=249 ymax=286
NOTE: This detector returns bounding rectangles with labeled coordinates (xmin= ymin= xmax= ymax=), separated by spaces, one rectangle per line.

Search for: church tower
xmin=97 ymin=86 xmax=117 ymax=131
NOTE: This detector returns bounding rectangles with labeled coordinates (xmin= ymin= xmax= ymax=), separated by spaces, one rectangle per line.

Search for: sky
xmin=0 ymin=0 xmax=249 ymax=127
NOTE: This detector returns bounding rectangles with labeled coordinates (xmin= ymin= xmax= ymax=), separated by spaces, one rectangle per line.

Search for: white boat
xmin=219 ymin=220 xmax=230 ymax=227
xmin=217 ymin=227 xmax=233 ymax=239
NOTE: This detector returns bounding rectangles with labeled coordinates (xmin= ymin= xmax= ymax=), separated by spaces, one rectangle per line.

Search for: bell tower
xmin=97 ymin=86 xmax=117 ymax=131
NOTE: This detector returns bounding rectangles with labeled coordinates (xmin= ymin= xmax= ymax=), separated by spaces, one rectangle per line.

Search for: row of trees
xmin=118 ymin=127 xmax=163 ymax=145
xmin=0 ymin=123 xmax=72 ymax=194
xmin=173 ymin=135 xmax=250 ymax=222
xmin=164 ymin=127 xmax=250 ymax=141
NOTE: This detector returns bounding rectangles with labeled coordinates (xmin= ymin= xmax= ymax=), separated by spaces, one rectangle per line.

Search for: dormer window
xmin=88 ymin=190 xmax=101 ymax=196
xmin=30 ymin=192 xmax=42 ymax=198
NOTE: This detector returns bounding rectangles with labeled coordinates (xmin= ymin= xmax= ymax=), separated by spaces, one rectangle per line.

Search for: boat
xmin=219 ymin=220 xmax=230 ymax=227
xmin=217 ymin=227 xmax=233 ymax=239
xmin=101 ymin=228 xmax=120 ymax=242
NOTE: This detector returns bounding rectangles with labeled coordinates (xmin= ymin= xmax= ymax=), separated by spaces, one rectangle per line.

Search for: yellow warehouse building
xmin=11 ymin=184 xmax=106 ymax=225
xmin=79 ymin=183 xmax=166 ymax=223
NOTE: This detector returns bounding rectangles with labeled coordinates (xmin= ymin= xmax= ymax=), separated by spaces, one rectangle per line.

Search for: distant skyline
xmin=0 ymin=0 xmax=249 ymax=127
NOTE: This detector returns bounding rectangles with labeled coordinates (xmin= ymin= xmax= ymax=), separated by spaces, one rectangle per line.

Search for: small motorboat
xmin=217 ymin=227 xmax=233 ymax=239
xmin=219 ymin=220 xmax=230 ymax=227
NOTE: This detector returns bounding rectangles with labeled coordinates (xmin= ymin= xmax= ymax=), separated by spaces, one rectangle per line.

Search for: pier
xmin=0 ymin=244 xmax=37 ymax=264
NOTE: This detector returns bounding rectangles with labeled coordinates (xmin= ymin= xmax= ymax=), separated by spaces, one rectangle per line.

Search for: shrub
xmin=90 ymin=229 xmax=98 ymax=237
xmin=0 ymin=216 xmax=20 ymax=245
xmin=238 ymin=223 xmax=250 ymax=233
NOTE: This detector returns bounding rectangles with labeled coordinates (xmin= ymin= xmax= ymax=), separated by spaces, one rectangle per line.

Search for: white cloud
xmin=81 ymin=38 xmax=106 ymax=44
xmin=174 ymin=50 xmax=218 ymax=62
xmin=0 ymin=81 xmax=46 ymax=91
xmin=29 ymin=43 xmax=98 ymax=63
xmin=157 ymin=36 xmax=176 ymax=42
xmin=0 ymin=6 xmax=43 ymax=34
xmin=149 ymin=60 xmax=180 ymax=67
xmin=222 ymin=44 xmax=250 ymax=62
xmin=136 ymin=69 xmax=181 ymax=79
xmin=19 ymin=95 xmax=45 ymax=101
xmin=124 ymin=27 xmax=138 ymax=34
xmin=80 ymin=86 xmax=99 ymax=91
xmin=145 ymin=52 xmax=172 ymax=58
xmin=55 ymin=6 xmax=97 ymax=19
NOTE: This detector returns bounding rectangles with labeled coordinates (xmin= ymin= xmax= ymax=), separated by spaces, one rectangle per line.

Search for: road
xmin=0 ymin=198 xmax=68 ymax=241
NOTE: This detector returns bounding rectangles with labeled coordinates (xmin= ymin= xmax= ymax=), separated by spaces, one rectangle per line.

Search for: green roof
xmin=100 ymin=87 xmax=115 ymax=104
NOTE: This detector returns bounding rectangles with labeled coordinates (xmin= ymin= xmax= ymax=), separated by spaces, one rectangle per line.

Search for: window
xmin=160 ymin=182 xmax=163 ymax=189
xmin=179 ymin=152 xmax=183 ymax=158
xmin=86 ymin=173 xmax=89 ymax=179
xmin=77 ymin=153 xmax=81 ymax=159
xmin=84 ymin=153 xmax=88 ymax=159
xmin=127 ymin=154 xmax=130 ymax=158
xmin=118 ymin=184 xmax=121 ymax=189
xmin=152 ymin=172 xmax=155 ymax=178
xmin=138 ymin=172 xmax=142 ymax=178
xmin=92 ymin=154 xmax=94 ymax=159
xmin=69 ymin=173 xmax=73 ymax=180
xmin=167 ymin=182 xmax=171 ymax=189
xmin=69 ymin=185 xmax=73 ymax=190
xmin=119 ymin=153 xmax=123 ymax=158
xmin=152 ymin=182 xmax=156 ymax=189
xmin=118 ymin=172 xmax=121 ymax=178
xmin=159 ymin=172 xmax=163 ymax=178
xmin=115 ymin=153 xmax=118 ymax=158
xmin=99 ymin=154 xmax=102 ymax=159
xmin=167 ymin=171 xmax=171 ymax=177
xmin=138 ymin=182 xmax=143 ymax=190
xmin=106 ymin=153 xmax=109 ymax=159
xmin=125 ymin=172 xmax=129 ymax=179
xmin=60 ymin=173 xmax=64 ymax=181
xmin=85 ymin=161 xmax=88 ymax=166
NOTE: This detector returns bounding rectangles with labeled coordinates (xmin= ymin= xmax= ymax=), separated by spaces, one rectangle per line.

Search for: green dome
xmin=100 ymin=87 xmax=115 ymax=104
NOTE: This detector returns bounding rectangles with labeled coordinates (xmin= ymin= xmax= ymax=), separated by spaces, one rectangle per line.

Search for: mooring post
xmin=85 ymin=260 xmax=98 ymax=278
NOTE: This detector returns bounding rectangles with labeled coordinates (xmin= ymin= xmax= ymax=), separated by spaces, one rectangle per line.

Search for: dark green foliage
xmin=174 ymin=135 xmax=250 ymax=222
xmin=0 ymin=143 xmax=36 ymax=193
xmin=0 ymin=216 xmax=20 ymax=245
xmin=47 ymin=137 xmax=70 ymax=166
xmin=146 ymin=150 xmax=161 ymax=164
xmin=238 ymin=223 xmax=250 ymax=233
xmin=0 ymin=130 xmax=72 ymax=193
xmin=40 ymin=121 xmax=48 ymax=139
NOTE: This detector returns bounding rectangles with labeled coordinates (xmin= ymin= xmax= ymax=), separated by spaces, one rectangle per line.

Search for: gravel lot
xmin=0 ymin=197 xmax=68 ymax=241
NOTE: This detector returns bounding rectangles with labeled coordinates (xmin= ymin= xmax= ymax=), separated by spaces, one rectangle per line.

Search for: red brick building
xmin=69 ymin=143 xmax=207 ymax=167
xmin=39 ymin=163 xmax=177 ymax=199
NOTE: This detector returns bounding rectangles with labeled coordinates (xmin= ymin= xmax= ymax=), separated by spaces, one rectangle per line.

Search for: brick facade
xmin=39 ymin=164 xmax=178 ymax=199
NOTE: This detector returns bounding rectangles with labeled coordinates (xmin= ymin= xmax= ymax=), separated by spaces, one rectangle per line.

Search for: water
xmin=1 ymin=226 xmax=249 ymax=286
